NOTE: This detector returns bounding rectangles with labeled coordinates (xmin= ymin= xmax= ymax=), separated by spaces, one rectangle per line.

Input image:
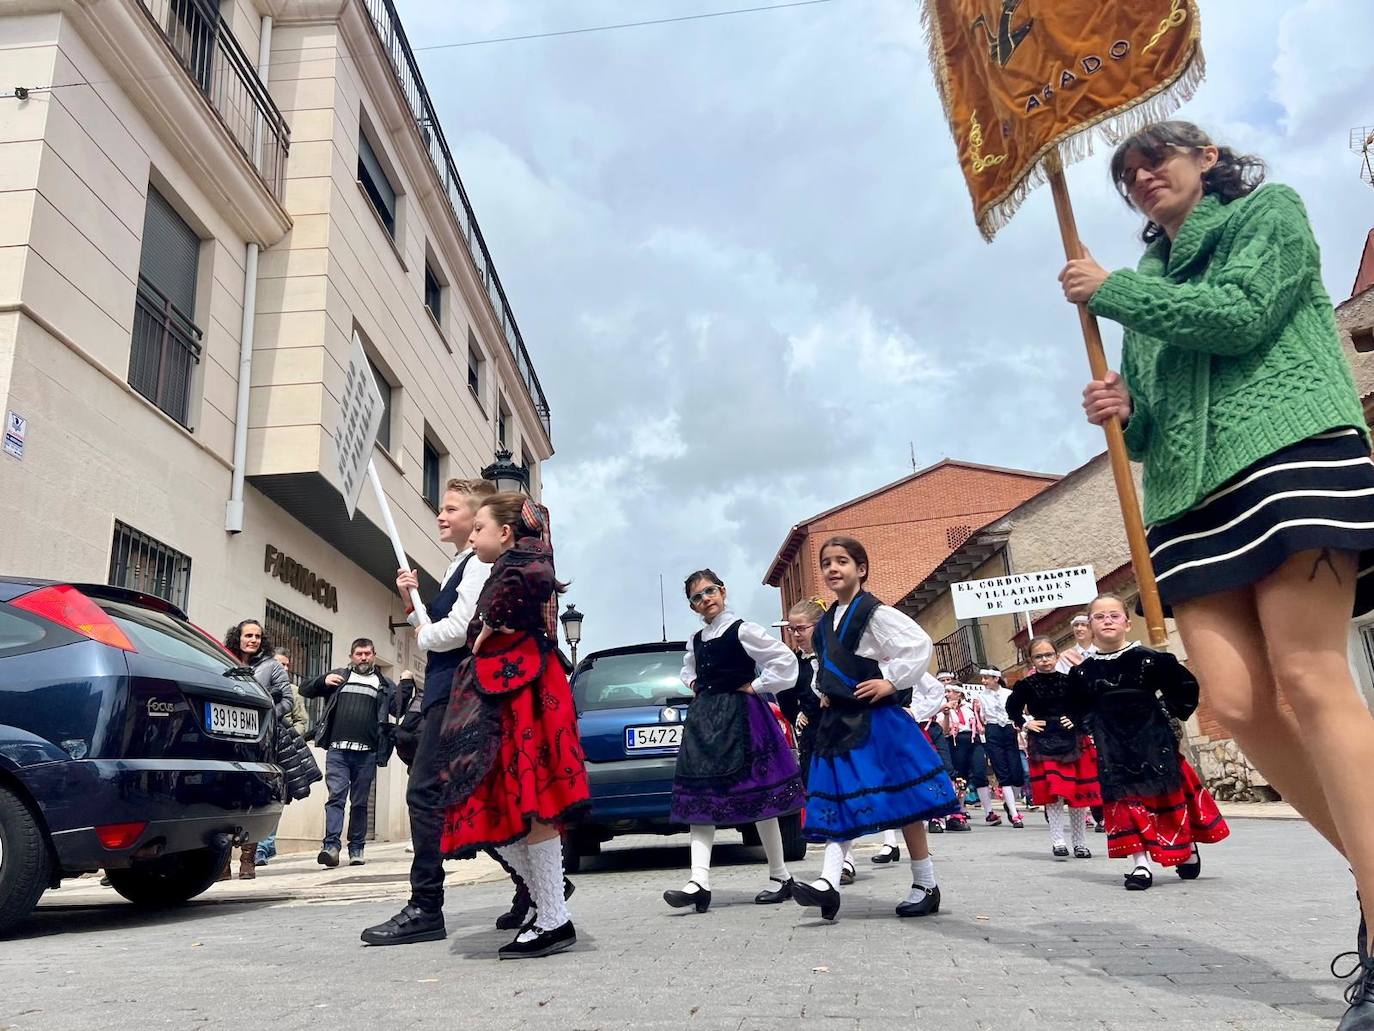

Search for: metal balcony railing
xmin=130 ymin=275 xmax=203 ymax=427
xmin=360 ymin=0 xmax=552 ymax=437
xmin=933 ymin=624 xmax=986 ymax=685
xmin=136 ymin=0 xmax=290 ymax=200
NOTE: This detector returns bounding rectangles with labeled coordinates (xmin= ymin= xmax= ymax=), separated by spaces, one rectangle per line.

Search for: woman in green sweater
xmin=1061 ymin=120 xmax=1374 ymax=1029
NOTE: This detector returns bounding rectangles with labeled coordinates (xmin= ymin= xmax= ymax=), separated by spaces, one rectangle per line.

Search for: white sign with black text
xmin=952 ymin=565 xmax=1098 ymax=621
xmin=4 ymin=410 xmax=26 ymax=461
xmin=335 ymin=334 xmax=386 ymax=518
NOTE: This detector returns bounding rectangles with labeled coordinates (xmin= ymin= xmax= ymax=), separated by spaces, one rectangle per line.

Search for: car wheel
xmin=106 ymin=847 xmax=224 ymax=908
xmin=561 ymin=838 xmax=583 ymax=875
xmin=739 ymin=824 xmax=762 ymax=847
xmin=780 ymin=812 xmax=807 ymax=863
xmin=0 ymin=786 xmax=51 ymax=936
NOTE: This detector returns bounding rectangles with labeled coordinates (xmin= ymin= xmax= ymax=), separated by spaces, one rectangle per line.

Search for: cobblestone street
xmin=0 ymin=812 xmax=1352 ymax=1030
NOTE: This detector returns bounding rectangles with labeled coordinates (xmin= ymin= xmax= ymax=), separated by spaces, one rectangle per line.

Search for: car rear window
xmin=0 ymin=609 xmax=53 ymax=656
xmin=95 ymin=598 xmax=237 ymax=674
xmin=574 ymin=650 xmax=691 ymax=711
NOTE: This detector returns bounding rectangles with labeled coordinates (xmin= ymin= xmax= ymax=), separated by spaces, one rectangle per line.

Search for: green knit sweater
xmin=1088 ymin=183 xmax=1368 ymax=526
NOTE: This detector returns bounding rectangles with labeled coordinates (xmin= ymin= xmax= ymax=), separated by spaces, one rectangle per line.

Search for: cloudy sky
xmin=397 ymin=0 xmax=1374 ymax=656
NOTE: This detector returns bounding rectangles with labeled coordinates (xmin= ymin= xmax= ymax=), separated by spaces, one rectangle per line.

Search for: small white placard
xmin=334 ymin=334 xmax=385 ymax=517
xmin=952 ymin=564 xmax=1098 ymax=620
xmin=4 ymin=410 xmax=27 ymax=461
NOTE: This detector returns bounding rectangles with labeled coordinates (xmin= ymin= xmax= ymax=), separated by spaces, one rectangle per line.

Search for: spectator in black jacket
xmin=302 ymin=638 xmax=408 ymax=868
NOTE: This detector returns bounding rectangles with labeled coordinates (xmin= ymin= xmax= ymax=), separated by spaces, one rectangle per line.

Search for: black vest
xmin=814 ymin=592 xmax=884 ymax=701
xmin=422 ymin=552 xmax=475 ymax=712
xmin=691 ymin=620 xmax=757 ymax=694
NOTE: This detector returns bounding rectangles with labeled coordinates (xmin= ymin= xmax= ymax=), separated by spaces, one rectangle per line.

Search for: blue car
xmin=566 ymin=641 xmax=805 ymax=872
xmin=0 ymin=578 xmax=283 ymax=934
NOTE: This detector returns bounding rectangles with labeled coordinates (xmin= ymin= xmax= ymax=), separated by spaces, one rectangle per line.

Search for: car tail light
xmin=95 ymin=821 xmax=147 ymax=849
xmin=11 ymin=585 xmax=136 ymax=651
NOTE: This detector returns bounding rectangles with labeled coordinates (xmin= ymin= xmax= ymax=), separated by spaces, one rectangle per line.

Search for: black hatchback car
xmin=0 ymin=578 xmax=283 ymax=934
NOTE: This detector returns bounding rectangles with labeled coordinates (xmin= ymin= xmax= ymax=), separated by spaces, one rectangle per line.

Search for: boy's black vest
xmin=422 ymin=552 xmax=475 ymax=713
xmin=691 ymin=621 xmax=757 ymax=694
xmin=812 ymin=592 xmax=909 ymax=755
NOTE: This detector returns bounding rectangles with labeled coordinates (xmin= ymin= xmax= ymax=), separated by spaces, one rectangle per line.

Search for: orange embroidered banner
xmin=920 ymin=0 xmax=1204 ymax=239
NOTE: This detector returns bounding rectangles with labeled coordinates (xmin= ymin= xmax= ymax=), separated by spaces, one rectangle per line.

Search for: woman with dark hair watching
xmin=222 ymin=619 xmax=294 ymax=880
xmin=1062 ymin=119 xmax=1374 ymax=1027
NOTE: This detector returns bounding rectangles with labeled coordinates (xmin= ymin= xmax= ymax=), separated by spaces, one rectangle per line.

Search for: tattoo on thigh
xmin=1308 ymin=548 xmax=1343 ymax=584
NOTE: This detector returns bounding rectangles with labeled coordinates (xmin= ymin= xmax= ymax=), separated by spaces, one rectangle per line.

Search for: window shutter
xmin=139 ymin=187 xmax=200 ymax=315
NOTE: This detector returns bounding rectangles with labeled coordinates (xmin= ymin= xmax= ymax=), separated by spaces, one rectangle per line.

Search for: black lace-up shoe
xmin=1334 ymin=952 xmax=1374 ymax=1029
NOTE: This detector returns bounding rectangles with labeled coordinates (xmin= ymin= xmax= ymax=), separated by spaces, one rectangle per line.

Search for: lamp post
xmin=560 ymin=603 xmax=584 ymax=667
xmin=481 ymin=447 xmax=529 ymax=494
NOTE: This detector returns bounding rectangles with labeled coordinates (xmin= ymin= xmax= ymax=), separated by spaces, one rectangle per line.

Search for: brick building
xmin=762 ymin=460 xmax=1058 ymax=616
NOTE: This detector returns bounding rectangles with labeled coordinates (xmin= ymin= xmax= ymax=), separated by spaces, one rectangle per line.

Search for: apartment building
xmin=0 ymin=0 xmax=553 ymax=848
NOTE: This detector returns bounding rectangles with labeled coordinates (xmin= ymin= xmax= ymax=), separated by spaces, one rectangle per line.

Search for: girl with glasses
xmin=664 ymin=570 xmax=806 ymax=913
xmin=1069 ymin=595 xmax=1228 ymax=892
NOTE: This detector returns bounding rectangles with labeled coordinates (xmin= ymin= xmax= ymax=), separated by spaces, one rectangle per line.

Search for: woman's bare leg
xmin=1254 ymin=549 xmax=1374 ymax=933
xmin=1175 ymin=585 xmax=1345 ymax=853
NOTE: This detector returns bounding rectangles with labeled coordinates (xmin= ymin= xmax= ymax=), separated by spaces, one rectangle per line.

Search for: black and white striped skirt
xmin=1147 ymin=428 xmax=1374 ymax=616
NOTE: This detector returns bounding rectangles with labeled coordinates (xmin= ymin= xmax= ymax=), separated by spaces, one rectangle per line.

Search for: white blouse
xmin=975 ymin=685 xmax=1014 ymax=727
xmin=407 ymin=548 xmax=491 ymax=654
xmin=822 ymin=600 xmax=945 ymax=721
xmin=680 ymin=611 xmax=798 ymax=693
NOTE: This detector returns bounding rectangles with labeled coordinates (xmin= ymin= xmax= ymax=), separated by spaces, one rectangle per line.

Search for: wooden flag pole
xmin=1045 ymin=157 xmax=1169 ymax=648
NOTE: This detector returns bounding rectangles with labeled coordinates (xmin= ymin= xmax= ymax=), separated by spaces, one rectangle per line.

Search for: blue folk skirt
xmin=804 ymin=706 xmax=958 ymax=842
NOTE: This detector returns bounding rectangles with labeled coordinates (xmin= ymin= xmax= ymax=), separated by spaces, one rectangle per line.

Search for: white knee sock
xmin=1069 ymin=807 xmax=1088 ymax=848
xmin=1130 ymin=850 xmax=1151 ymax=871
xmin=498 ymin=841 xmax=532 ymax=888
xmin=522 ymin=837 xmax=570 ymax=935
xmin=976 ymin=786 xmax=994 ymax=811
xmin=755 ymin=818 xmax=790 ymax=882
xmin=1046 ymin=800 xmax=1066 ymax=846
xmin=815 ymin=840 xmax=849 ymax=890
xmin=909 ymin=856 xmax=936 ymax=888
xmin=688 ymin=824 xmax=714 ymax=891
xmin=1001 ymin=786 xmax=1021 ymax=820
xmin=882 ymin=829 xmax=899 ymax=847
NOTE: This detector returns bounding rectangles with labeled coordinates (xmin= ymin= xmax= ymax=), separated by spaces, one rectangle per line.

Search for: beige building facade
xmin=0 ymin=0 xmax=553 ymax=849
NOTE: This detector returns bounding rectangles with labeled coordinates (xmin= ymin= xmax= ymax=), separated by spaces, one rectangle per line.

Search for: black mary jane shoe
xmin=840 ymin=859 xmax=856 ymax=886
xmin=1176 ymin=846 xmax=1201 ymax=881
xmin=1124 ymin=866 xmax=1153 ymax=891
xmin=663 ymin=881 xmax=712 ymax=913
xmin=793 ymin=878 xmax=841 ymax=921
xmin=1333 ymin=951 xmax=1374 ymax=1029
xmin=1073 ymin=845 xmax=1092 ymax=860
xmin=498 ymin=920 xmax=577 ymax=960
xmin=360 ymin=904 xmax=447 ymax=946
xmin=755 ymin=877 xmax=794 ymax=904
xmin=927 ymin=819 xmax=944 ymax=834
xmin=1051 ymin=844 xmax=1070 ymax=859
xmin=895 ymin=883 xmax=941 ymax=918
xmin=872 ymin=844 xmax=901 ymax=864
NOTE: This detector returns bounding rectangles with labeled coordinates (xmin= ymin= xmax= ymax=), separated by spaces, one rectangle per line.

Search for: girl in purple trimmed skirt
xmin=663 ymin=569 xmax=805 ymax=913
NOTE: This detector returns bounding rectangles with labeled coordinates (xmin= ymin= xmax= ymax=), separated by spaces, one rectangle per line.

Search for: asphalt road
xmin=0 ymin=815 xmax=1355 ymax=1031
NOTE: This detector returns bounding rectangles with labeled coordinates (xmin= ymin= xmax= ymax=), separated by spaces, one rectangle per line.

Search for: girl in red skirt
xmin=1008 ymin=636 xmax=1102 ymax=860
xmin=437 ymin=493 xmax=588 ymax=958
xmin=1069 ymin=594 xmax=1228 ymax=890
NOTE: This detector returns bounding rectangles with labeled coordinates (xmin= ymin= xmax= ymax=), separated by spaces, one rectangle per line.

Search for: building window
xmin=358 ymin=130 xmax=396 ymax=237
xmin=423 ymin=438 xmax=442 ymax=510
xmin=265 ymin=600 xmax=333 ymax=722
xmin=131 ymin=187 xmax=203 ymax=427
xmin=423 ymin=260 xmax=442 ymax=323
xmin=367 ymin=357 xmax=392 ymax=452
xmin=108 ymin=520 xmax=193 ymax=610
xmin=467 ymin=333 xmax=484 ymax=400
xmin=498 ymin=399 xmax=509 ymax=448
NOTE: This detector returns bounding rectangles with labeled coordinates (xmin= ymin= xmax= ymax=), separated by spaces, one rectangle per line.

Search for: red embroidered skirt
xmin=1028 ymin=735 xmax=1103 ymax=808
xmin=440 ymin=648 xmax=589 ymax=855
xmin=1103 ymin=756 xmax=1230 ymax=866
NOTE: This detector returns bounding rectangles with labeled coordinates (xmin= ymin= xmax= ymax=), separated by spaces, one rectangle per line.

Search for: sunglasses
xmin=689 ymin=585 xmax=722 ymax=606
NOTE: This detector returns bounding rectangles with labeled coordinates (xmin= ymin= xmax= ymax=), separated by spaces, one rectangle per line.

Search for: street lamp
xmin=560 ymin=603 xmax=584 ymax=666
xmin=481 ymin=447 xmax=529 ymax=494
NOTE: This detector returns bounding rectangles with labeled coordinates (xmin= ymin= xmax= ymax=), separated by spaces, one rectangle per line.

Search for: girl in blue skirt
xmin=792 ymin=536 xmax=958 ymax=922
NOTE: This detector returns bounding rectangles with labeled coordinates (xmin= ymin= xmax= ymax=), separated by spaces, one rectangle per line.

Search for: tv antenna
xmin=1351 ymin=126 xmax=1374 ymax=186
xmin=659 ymin=574 xmax=667 ymax=643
